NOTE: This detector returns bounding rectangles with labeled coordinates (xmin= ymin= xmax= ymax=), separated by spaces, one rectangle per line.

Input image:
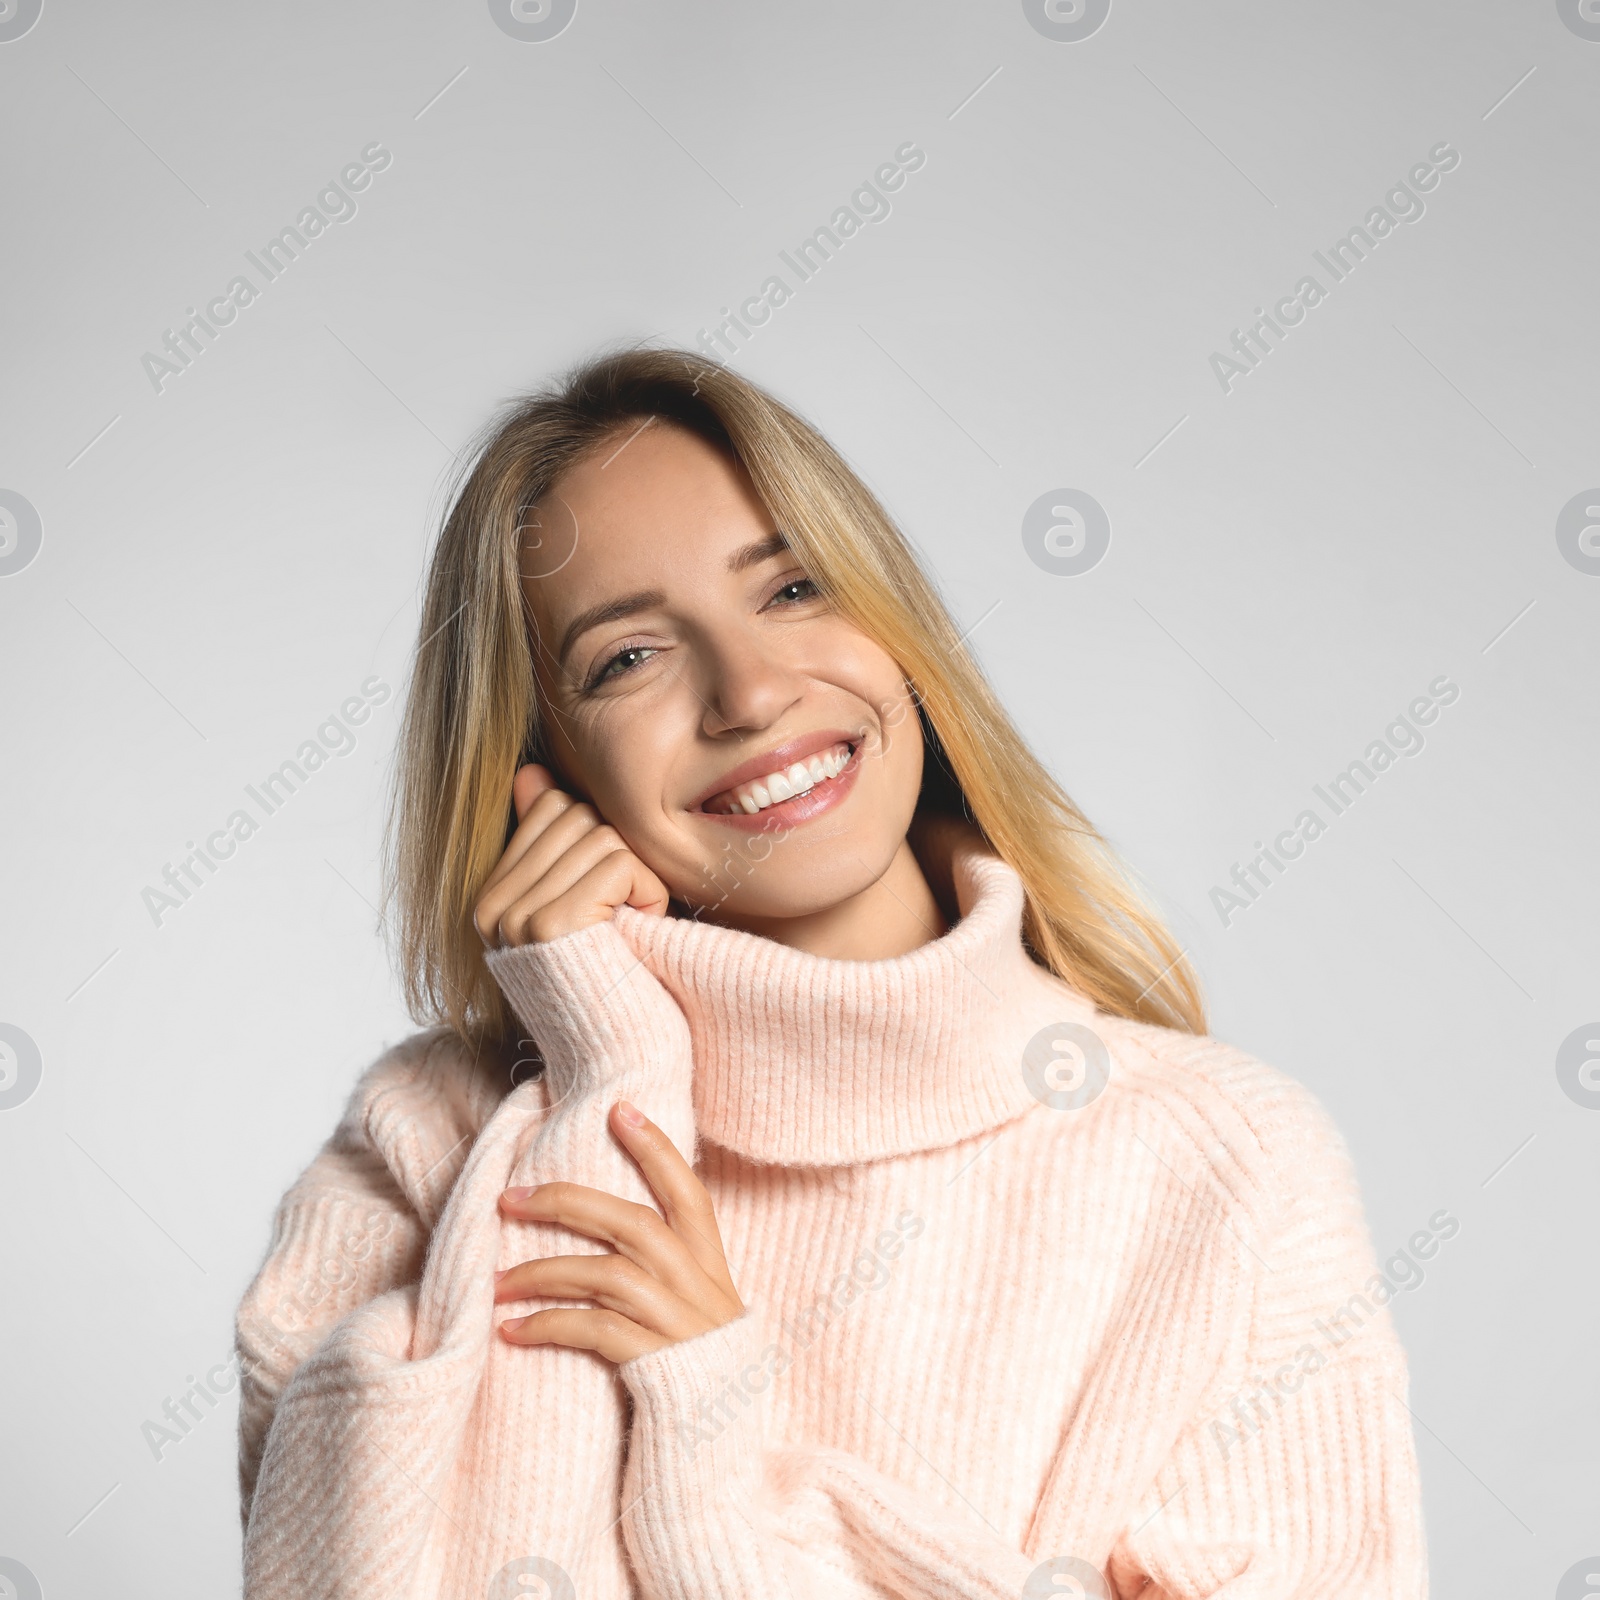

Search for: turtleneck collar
xmin=609 ymin=833 xmax=1100 ymax=1166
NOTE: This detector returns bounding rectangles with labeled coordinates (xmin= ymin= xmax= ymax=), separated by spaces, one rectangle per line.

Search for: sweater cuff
xmin=485 ymin=917 xmax=690 ymax=1104
xmin=618 ymin=1301 xmax=777 ymax=1530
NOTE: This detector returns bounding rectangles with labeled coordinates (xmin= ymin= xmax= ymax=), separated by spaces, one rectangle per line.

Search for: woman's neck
xmin=684 ymin=834 xmax=949 ymax=960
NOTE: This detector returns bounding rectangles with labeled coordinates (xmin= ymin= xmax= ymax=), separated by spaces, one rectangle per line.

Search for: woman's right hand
xmin=473 ymin=764 xmax=671 ymax=948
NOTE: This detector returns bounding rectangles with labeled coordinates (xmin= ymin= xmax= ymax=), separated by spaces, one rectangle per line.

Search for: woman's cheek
xmin=573 ymin=702 xmax=666 ymax=817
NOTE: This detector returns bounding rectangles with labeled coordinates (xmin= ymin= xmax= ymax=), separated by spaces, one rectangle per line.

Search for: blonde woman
xmin=235 ymin=349 xmax=1427 ymax=1598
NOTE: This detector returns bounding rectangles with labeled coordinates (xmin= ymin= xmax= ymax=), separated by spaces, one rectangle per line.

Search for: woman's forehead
xmin=521 ymin=427 xmax=775 ymax=616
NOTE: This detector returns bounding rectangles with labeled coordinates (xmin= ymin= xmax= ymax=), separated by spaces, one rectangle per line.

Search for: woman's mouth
xmin=696 ymin=739 xmax=861 ymax=828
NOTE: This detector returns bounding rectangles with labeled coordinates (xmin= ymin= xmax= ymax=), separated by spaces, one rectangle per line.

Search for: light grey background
xmin=2 ymin=1 xmax=1595 ymax=1594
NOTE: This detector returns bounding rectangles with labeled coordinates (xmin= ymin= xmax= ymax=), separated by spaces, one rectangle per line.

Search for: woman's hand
xmin=474 ymin=763 xmax=671 ymax=947
xmin=494 ymin=1099 xmax=745 ymax=1362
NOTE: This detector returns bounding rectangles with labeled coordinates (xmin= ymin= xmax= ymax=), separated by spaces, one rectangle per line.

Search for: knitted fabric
xmin=236 ymin=834 xmax=1427 ymax=1597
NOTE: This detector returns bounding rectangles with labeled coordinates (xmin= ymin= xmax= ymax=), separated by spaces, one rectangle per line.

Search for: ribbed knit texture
xmin=236 ymin=834 xmax=1427 ymax=1598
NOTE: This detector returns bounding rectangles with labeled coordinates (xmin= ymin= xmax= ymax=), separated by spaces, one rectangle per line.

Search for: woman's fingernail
xmin=501 ymin=1315 xmax=526 ymax=1333
xmin=493 ymin=1268 xmax=507 ymax=1281
xmin=617 ymin=1099 xmax=644 ymax=1128
xmin=502 ymin=1187 xmax=534 ymax=1202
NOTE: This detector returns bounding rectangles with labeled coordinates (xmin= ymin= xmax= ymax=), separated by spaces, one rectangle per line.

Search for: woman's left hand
xmin=494 ymin=1099 xmax=745 ymax=1362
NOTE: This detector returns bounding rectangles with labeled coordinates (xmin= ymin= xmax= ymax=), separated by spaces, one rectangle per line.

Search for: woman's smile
xmin=693 ymin=735 xmax=864 ymax=830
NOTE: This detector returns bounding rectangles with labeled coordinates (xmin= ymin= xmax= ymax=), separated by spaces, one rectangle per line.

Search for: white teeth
xmin=706 ymin=741 xmax=853 ymax=815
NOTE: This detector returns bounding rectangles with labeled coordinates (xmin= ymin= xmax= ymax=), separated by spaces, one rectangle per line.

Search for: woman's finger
xmin=480 ymin=787 xmax=601 ymax=902
xmin=475 ymin=798 xmax=613 ymax=946
xmin=511 ymin=762 xmax=555 ymax=821
xmin=476 ymin=786 xmax=589 ymax=902
xmin=609 ymin=1102 xmax=742 ymax=1294
xmin=494 ymin=1252 xmax=713 ymax=1344
xmin=492 ymin=823 xmax=635 ymax=946
xmin=497 ymin=1305 xmax=667 ymax=1362
xmin=499 ymin=1180 xmax=717 ymax=1309
xmin=513 ymin=849 xmax=670 ymax=942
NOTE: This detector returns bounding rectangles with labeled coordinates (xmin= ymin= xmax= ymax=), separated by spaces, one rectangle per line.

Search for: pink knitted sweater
xmin=235 ymin=836 xmax=1427 ymax=1597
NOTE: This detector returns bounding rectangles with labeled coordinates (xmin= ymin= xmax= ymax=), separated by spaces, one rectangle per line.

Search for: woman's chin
xmin=667 ymin=866 xmax=881 ymax=930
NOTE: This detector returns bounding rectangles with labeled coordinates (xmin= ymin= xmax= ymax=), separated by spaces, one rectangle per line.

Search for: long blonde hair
xmin=382 ymin=346 xmax=1206 ymax=1045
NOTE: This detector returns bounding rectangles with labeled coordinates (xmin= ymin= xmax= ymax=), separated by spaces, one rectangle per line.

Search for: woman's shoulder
xmin=1102 ymin=1010 xmax=1346 ymax=1140
xmin=320 ymin=1024 xmax=541 ymax=1217
xmin=337 ymin=1023 xmax=524 ymax=1129
xmin=1069 ymin=1001 xmax=1370 ymax=1240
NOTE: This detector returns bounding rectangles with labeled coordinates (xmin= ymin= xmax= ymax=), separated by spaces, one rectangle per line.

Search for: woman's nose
xmin=696 ymin=630 xmax=808 ymax=738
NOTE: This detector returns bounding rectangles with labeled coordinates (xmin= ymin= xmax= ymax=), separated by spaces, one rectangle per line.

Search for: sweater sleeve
xmin=234 ymin=1081 xmax=432 ymax=1524
xmin=1099 ymin=1101 xmax=1430 ymax=1599
xmin=237 ymin=922 xmax=700 ymax=1600
xmin=616 ymin=1301 xmax=1048 ymax=1598
xmin=612 ymin=1101 xmax=1426 ymax=1599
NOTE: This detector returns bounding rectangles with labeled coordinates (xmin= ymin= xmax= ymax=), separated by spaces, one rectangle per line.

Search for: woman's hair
xmin=382 ymin=345 xmax=1207 ymax=1043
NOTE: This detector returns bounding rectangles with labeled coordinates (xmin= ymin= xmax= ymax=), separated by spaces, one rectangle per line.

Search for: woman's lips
xmin=692 ymin=740 xmax=863 ymax=832
xmin=687 ymin=726 xmax=863 ymax=812
xmin=701 ymin=739 xmax=854 ymax=815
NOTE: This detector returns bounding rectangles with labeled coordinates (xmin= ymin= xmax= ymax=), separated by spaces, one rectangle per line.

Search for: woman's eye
xmin=584 ymin=580 xmax=818 ymax=691
xmin=588 ymin=645 xmax=655 ymax=689
xmin=771 ymin=577 xmax=821 ymax=606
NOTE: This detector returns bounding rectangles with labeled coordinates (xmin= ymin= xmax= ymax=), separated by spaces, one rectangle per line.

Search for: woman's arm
xmin=488 ymin=1094 xmax=1050 ymax=1599
xmin=234 ymin=1031 xmax=447 ymax=1522
xmin=600 ymin=1094 xmax=1426 ymax=1599
xmin=237 ymin=920 xmax=699 ymax=1599
xmin=613 ymin=1319 xmax=1420 ymax=1599
xmin=1095 ymin=1094 xmax=1430 ymax=1598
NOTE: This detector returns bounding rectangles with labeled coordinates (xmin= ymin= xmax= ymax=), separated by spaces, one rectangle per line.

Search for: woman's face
xmin=518 ymin=419 xmax=925 ymax=922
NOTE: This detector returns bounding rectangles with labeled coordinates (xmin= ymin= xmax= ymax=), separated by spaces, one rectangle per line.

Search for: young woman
xmin=235 ymin=349 xmax=1427 ymax=1598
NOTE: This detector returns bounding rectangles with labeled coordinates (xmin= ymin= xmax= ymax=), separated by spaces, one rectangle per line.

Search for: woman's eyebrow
xmin=557 ymin=588 xmax=666 ymax=667
xmin=727 ymin=532 xmax=790 ymax=573
xmin=555 ymin=534 xmax=792 ymax=666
